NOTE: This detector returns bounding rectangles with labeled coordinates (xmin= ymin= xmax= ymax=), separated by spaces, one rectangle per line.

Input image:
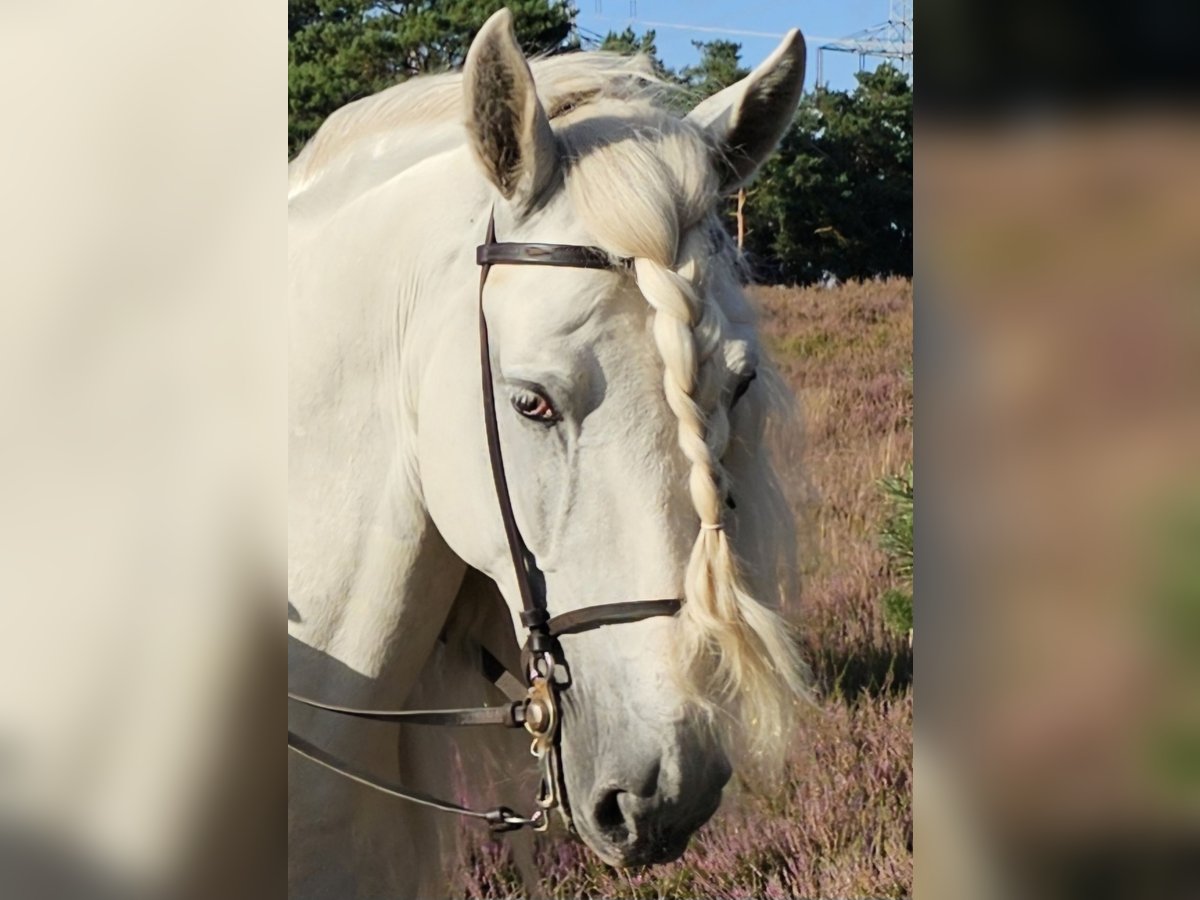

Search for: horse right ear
xmin=686 ymin=29 xmax=806 ymax=194
xmin=463 ymin=9 xmax=559 ymax=210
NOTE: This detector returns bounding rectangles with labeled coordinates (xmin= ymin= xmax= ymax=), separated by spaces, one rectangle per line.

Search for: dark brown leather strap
xmin=478 ymin=212 xmax=543 ymax=635
xmin=478 ymin=644 xmax=528 ymax=703
xmin=477 ymin=241 xmax=631 ymax=271
xmin=288 ymin=730 xmax=537 ymax=831
xmin=547 ymin=599 xmax=682 ymax=638
xmin=287 ymin=692 xmax=525 ymax=727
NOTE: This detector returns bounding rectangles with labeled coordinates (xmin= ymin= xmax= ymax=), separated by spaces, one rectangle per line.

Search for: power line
xmin=586 ymin=3 xmax=914 ymax=86
xmin=587 ymin=14 xmax=840 ymax=45
xmin=593 ymin=1 xmax=638 ymax=15
xmin=816 ymin=0 xmax=913 ymax=86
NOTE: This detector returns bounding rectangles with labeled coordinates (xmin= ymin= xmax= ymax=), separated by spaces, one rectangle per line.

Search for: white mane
xmin=288 ymin=53 xmax=667 ymax=209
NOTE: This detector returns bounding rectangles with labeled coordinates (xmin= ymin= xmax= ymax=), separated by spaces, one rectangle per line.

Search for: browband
xmin=476 ymin=241 xmax=632 ymax=271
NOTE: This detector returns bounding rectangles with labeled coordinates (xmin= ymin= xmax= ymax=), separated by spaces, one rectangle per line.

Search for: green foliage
xmin=679 ymin=39 xmax=748 ymax=98
xmin=596 ymin=27 xmax=672 ymax=81
xmin=744 ymin=64 xmax=913 ymax=284
xmin=1145 ymin=488 xmax=1200 ymax=791
xmin=878 ymin=464 xmax=913 ymax=637
xmin=594 ymin=34 xmax=744 ymax=99
xmin=289 ymin=1 xmax=577 ymax=157
xmin=882 ymin=589 xmax=913 ymax=637
xmin=597 ymin=26 xmax=657 ymax=58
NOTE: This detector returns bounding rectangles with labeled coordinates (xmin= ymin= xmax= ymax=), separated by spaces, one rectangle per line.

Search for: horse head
xmin=412 ymin=10 xmax=808 ymax=866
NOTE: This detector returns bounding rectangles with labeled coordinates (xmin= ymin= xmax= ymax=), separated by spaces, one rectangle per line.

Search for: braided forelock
xmin=634 ymin=236 xmax=808 ymax=771
xmin=558 ymin=107 xmax=808 ymax=771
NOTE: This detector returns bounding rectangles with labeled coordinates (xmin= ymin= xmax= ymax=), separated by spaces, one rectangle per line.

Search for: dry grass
xmin=758 ymin=279 xmax=914 ymax=701
xmin=456 ymin=278 xmax=914 ymax=898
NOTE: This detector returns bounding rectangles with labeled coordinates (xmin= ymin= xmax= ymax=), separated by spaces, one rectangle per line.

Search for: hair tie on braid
xmin=700 ymin=522 xmax=724 ymax=531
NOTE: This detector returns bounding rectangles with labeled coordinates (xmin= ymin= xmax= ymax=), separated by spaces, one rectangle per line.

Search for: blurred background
xmin=919 ymin=1 xmax=1200 ymax=898
xmin=0 ymin=3 xmax=283 ymax=898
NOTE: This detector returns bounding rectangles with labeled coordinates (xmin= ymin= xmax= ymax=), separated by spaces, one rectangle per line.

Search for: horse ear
xmin=463 ymin=9 xmax=558 ymax=208
xmin=686 ymin=29 xmax=806 ymax=194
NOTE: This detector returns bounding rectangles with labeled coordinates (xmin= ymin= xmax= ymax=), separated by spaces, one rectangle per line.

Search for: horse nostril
xmin=593 ymin=787 xmax=629 ymax=838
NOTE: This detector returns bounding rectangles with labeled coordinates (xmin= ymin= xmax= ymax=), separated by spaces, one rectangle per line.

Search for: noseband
xmin=288 ymin=209 xmax=682 ymax=833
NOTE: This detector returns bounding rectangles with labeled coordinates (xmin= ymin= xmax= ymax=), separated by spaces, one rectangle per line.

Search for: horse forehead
xmin=486 ymin=265 xmax=637 ymax=342
xmin=485 ymin=266 xmax=760 ymax=381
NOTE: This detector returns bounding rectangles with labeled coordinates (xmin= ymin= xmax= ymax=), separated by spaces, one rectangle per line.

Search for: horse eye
xmin=731 ymin=370 xmax=757 ymax=408
xmin=511 ymin=389 xmax=559 ymax=423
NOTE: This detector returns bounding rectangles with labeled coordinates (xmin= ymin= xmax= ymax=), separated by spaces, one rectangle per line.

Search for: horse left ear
xmin=686 ymin=29 xmax=806 ymax=194
xmin=463 ymin=9 xmax=559 ymax=209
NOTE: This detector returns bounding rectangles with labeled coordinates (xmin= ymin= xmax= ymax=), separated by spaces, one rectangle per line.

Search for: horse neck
xmin=288 ymin=150 xmax=484 ymax=708
xmin=288 ymin=153 xmax=486 ymax=898
xmin=286 ymin=498 xmax=464 ymax=898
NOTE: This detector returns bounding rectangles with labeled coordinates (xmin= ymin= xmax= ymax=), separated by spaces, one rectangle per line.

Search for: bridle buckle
xmin=524 ymin=662 xmax=559 ymax=755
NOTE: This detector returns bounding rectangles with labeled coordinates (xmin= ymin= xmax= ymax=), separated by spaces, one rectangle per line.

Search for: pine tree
xmin=680 ymin=39 xmax=749 ymax=97
xmin=744 ymin=65 xmax=913 ymax=283
xmin=289 ymin=1 xmax=577 ymax=157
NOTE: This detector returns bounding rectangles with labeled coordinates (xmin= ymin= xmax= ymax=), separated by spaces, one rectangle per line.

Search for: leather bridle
xmin=288 ymin=209 xmax=683 ymax=833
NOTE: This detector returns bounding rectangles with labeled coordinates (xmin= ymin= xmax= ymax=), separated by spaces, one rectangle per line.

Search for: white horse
xmin=288 ymin=10 xmax=808 ymax=897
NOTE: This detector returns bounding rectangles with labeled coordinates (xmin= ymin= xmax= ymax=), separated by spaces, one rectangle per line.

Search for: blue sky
xmin=574 ymin=0 xmax=900 ymax=92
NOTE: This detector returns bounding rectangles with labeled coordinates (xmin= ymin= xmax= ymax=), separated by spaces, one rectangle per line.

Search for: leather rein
xmin=288 ymin=209 xmax=682 ymax=833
